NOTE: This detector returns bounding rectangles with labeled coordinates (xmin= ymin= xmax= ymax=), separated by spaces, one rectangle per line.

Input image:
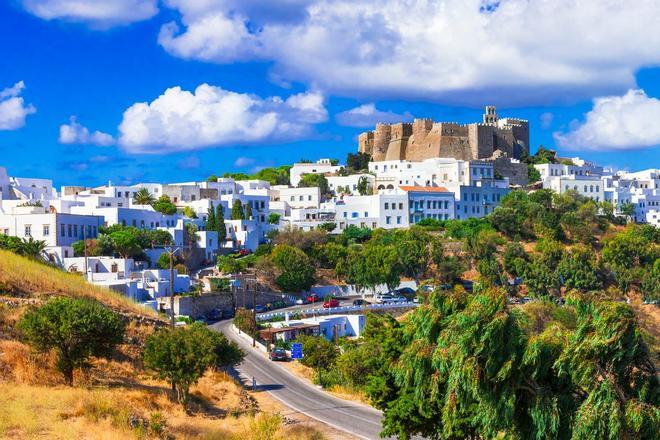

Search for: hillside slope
xmin=0 ymin=249 xmax=155 ymax=317
xmin=0 ymin=250 xmax=331 ymax=439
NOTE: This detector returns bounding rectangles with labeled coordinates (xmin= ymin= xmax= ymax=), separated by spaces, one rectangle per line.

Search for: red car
xmin=323 ymin=298 xmax=340 ymax=308
xmin=306 ymin=294 xmax=320 ymax=304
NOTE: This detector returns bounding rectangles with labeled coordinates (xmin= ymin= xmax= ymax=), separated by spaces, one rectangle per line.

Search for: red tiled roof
xmin=399 ymin=186 xmax=450 ymax=193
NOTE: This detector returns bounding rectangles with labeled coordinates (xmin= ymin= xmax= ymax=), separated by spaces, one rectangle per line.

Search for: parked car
xmin=374 ymin=294 xmax=394 ymax=303
xmin=221 ymin=308 xmax=235 ymax=319
xmin=207 ymin=308 xmax=223 ymax=321
xmin=383 ymin=296 xmax=407 ymax=304
xmin=323 ymin=298 xmax=340 ymax=308
xmin=254 ymin=304 xmax=266 ymax=313
xmin=306 ymin=294 xmax=320 ymax=304
xmin=269 ymin=348 xmax=288 ymax=361
xmin=395 ymin=287 xmax=416 ymax=298
xmin=295 ymin=298 xmax=304 ymax=305
xmin=352 ymin=299 xmax=370 ymax=306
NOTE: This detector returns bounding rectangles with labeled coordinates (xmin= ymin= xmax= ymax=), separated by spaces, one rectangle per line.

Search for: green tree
xmin=109 ymin=229 xmax=143 ymax=259
xmin=133 ymin=188 xmax=155 ymax=205
xmin=396 ymin=227 xmax=434 ymax=283
xmin=231 ymin=200 xmax=245 ymax=220
xmin=245 ymin=202 xmax=253 ymax=220
xmin=524 ymin=256 xmax=560 ymax=297
xmin=346 ymin=152 xmax=371 ymax=171
xmin=216 ymin=204 xmax=227 ymax=243
xmin=206 ymin=202 xmax=217 ymax=231
xmin=152 ymin=195 xmax=177 ymax=215
xmin=207 ymin=174 xmax=218 ymax=182
xmin=270 ymin=245 xmax=315 ymax=292
xmin=359 ymin=243 xmax=401 ymax=292
xmin=18 ymin=297 xmax=124 ymax=385
xmin=296 ymin=335 xmax=339 ymax=386
xmin=557 ymin=246 xmax=602 ymax=291
xmin=234 ymin=308 xmax=259 ymax=336
xmin=217 ymin=255 xmax=241 ymax=274
xmin=298 ymin=173 xmax=329 ymax=195
xmin=357 ymin=176 xmax=371 ymax=195
xmin=620 ymin=202 xmax=635 ymax=222
xmin=16 ymin=237 xmax=47 ymax=259
xmin=367 ymin=287 xmax=659 ymax=440
xmin=527 ymin=164 xmax=541 ymax=182
xmin=182 ymin=206 xmax=197 ymax=219
xmin=267 ymin=213 xmax=281 ymax=224
xmin=143 ymin=323 xmax=243 ymax=406
xmin=503 ymin=242 xmax=529 ymax=277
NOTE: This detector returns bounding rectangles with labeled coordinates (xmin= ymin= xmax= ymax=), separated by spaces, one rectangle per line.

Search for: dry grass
xmin=0 ymin=249 xmax=156 ymax=317
xmin=0 ymin=372 xmax=328 ymax=440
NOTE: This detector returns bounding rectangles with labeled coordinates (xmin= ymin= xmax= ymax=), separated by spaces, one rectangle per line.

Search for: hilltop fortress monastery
xmin=358 ymin=106 xmax=529 ymax=162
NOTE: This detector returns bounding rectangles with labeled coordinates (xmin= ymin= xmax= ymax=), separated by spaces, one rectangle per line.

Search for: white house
xmin=290 ymin=159 xmax=342 ymax=187
xmin=334 ymin=192 xmax=409 ymax=231
xmin=400 ymin=186 xmax=456 ymax=223
xmin=0 ymin=207 xmax=104 ymax=262
xmin=327 ymin=174 xmax=374 ymax=195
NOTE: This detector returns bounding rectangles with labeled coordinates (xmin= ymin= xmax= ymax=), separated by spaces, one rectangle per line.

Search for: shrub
xmin=270 ymin=245 xmax=315 ymax=292
xmin=143 ymin=323 xmax=243 ymax=406
xmin=18 ymin=297 xmax=125 ymax=385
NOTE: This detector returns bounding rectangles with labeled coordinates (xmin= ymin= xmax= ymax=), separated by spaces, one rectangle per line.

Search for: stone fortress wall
xmin=358 ymin=106 xmax=529 ymax=162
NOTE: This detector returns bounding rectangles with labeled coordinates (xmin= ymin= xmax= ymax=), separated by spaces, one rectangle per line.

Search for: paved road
xmin=209 ymin=319 xmax=386 ymax=440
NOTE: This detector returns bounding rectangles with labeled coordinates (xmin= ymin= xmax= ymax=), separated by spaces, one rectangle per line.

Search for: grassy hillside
xmin=0 ymin=250 xmax=330 ymax=439
xmin=0 ymin=249 xmax=154 ymax=316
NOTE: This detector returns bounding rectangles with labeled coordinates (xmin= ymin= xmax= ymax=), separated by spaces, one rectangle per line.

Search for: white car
xmin=374 ymin=294 xmax=393 ymax=303
xmin=383 ymin=296 xmax=407 ymax=304
xmin=295 ymin=298 xmax=304 ymax=305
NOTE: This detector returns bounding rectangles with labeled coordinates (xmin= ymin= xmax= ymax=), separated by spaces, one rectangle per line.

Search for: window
xmin=68 ymin=224 xmax=72 ymax=237
xmin=24 ymin=225 xmax=32 ymax=237
xmin=384 ymin=202 xmax=389 ymax=209
xmin=351 ymin=212 xmax=358 ymax=218
xmin=74 ymin=224 xmax=78 ymax=237
xmin=364 ymin=211 xmax=368 ymax=217
xmin=396 ymin=216 xmax=401 ymax=224
xmin=61 ymin=224 xmax=66 ymax=237
xmin=399 ymin=203 xmax=403 ymax=210
xmin=290 ymin=196 xmax=295 ymax=201
xmin=386 ymin=216 xmax=391 ymax=224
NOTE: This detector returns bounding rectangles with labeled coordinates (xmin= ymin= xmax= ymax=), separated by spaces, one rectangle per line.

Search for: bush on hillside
xmin=18 ymin=297 xmax=125 ymax=385
xmin=143 ymin=323 xmax=243 ymax=406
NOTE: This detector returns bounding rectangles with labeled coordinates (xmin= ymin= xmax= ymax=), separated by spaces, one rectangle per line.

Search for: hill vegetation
xmin=247 ymin=188 xmax=659 ymax=439
xmin=0 ymin=250 xmax=327 ymax=439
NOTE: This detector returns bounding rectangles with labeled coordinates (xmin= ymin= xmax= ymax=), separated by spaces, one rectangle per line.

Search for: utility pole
xmin=83 ymin=225 xmax=88 ymax=281
xmin=165 ymin=246 xmax=180 ymax=329
xmin=252 ymin=278 xmax=257 ymax=347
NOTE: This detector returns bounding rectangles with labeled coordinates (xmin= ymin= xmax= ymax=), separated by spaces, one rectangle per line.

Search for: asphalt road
xmin=209 ymin=319 xmax=386 ymax=440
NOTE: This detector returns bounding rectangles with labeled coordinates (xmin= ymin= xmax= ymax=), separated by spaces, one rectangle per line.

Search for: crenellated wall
xmin=358 ymin=107 xmax=529 ymax=162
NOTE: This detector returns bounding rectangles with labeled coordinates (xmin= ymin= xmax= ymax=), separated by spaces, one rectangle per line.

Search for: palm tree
xmin=620 ymin=202 xmax=635 ymax=223
xmin=18 ymin=237 xmax=47 ymax=259
xmin=133 ymin=188 xmax=155 ymax=205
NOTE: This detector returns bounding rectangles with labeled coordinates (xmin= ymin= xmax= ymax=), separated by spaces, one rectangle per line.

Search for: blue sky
xmin=1 ymin=0 xmax=659 ymax=187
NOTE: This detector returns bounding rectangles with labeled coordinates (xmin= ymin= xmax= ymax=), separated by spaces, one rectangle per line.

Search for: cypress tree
xmin=206 ymin=202 xmax=216 ymax=231
xmin=231 ymin=200 xmax=245 ymax=220
xmin=216 ymin=203 xmax=226 ymax=242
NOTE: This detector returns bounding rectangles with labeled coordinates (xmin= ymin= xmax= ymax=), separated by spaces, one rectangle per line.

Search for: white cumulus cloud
xmin=157 ymin=0 xmax=660 ymax=105
xmin=21 ymin=0 xmax=158 ymax=27
xmin=0 ymin=81 xmax=36 ymax=130
xmin=59 ymin=116 xmax=115 ymax=146
xmin=554 ymin=89 xmax=660 ymax=151
xmin=336 ymin=103 xmax=412 ymax=127
xmin=118 ymin=83 xmax=327 ymax=154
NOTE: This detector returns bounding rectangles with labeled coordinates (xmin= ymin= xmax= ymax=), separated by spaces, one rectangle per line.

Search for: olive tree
xmin=143 ymin=323 xmax=244 ymax=406
xmin=18 ymin=297 xmax=125 ymax=385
